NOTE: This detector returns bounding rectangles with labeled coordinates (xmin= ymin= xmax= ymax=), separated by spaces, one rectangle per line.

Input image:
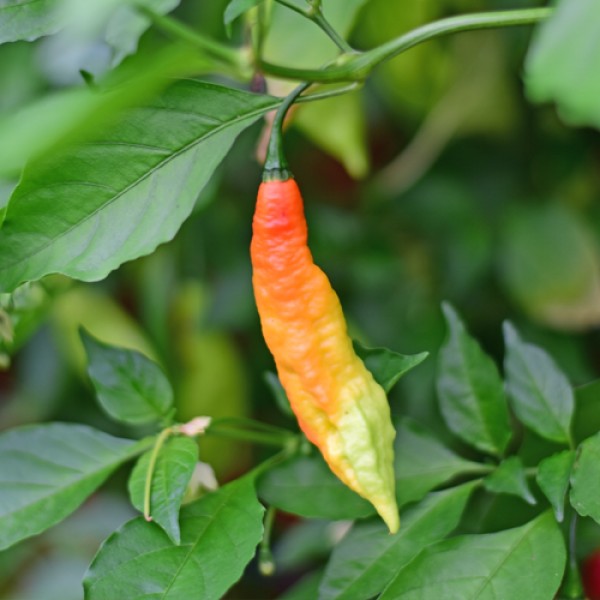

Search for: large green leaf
xmin=437 ymin=303 xmax=511 ymax=456
xmin=84 ymin=476 xmax=264 ymax=600
xmin=353 ymin=341 xmax=428 ymax=394
xmin=503 ymin=322 xmax=574 ymax=445
xmin=0 ymin=81 xmax=277 ymax=293
xmin=128 ymin=435 xmax=198 ymax=544
xmin=257 ymin=454 xmax=375 ymax=521
xmin=380 ymin=512 xmax=566 ymax=600
xmin=0 ymin=423 xmax=147 ymax=551
xmin=525 ymin=0 xmax=600 ymax=130
xmin=82 ymin=330 xmax=173 ymax=425
xmin=0 ymin=45 xmax=210 ymax=179
xmin=395 ymin=418 xmax=485 ymax=506
xmin=570 ymin=432 xmax=600 ymax=524
xmin=536 ymin=450 xmax=575 ymax=522
xmin=0 ymin=0 xmax=62 ymax=44
xmin=318 ymin=482 xmax=477 ymax=600
xmin=483 ymin=457 xmax=536 ymax=505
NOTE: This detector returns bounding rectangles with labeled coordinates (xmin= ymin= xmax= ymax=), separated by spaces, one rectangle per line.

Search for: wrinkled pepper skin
xmin=251 ymin=178 xmax=399 ymax=533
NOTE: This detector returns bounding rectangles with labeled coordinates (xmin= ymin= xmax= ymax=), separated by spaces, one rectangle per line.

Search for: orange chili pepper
xmin=251 ymin=86 xmax=399 ymax=533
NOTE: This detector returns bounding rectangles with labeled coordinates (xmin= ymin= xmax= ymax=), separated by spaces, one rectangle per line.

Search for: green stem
xmin=275 ymin=0 xmax=309 ymax=19
xmin=210 ymin=416 xmax=293 ymax=437
xmin=560 ymin=512 xmax=584 ymax=599
xmin=312 ymin=10 xmax=354 ymax=53
xmin=137 ymin=5 xmax=242 ymax=67
xmin=275 ymin=0 xmax=352 ymax=52
xmin=205 ymin=425 xmax=295 ymax=448
xmin=143 ymin=427 xmax=173 ymax=521
xmin=260 ymin=8 xmax=552 ymax=82
xmin=258 ymin=506 xmax=277 ymax=576
xmin=263 ymin=82 xmax=312 ymax=180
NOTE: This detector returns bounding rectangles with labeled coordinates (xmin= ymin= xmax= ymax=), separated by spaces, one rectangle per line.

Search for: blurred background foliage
xmin=0 ymin=0 xmax=599 ymax=597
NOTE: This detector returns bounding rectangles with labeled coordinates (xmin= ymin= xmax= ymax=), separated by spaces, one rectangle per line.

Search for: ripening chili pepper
xmin=251 ymin=85 xmax=399 ymax=533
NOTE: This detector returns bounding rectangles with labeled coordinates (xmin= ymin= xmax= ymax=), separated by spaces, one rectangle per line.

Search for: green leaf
xmin=353 ymin=341 xmax=428 ymax=394
xmin=82 ymin=329 xmax=173 ymax=425
xmin=380 ymin=512 xmax=566 ymax=600
xmin=318 ymin=482 xmax=477 ymax=600
xmin=483 ymin=457 xmax=536 ymax=505
xmin=263 ymin=371 xmax=293 ymax=417
xmin=536 ymin=450 xmax=575 ymax=522
xmin=84 ymin=476 xmax=264 ymax=600
xmin=0 ymin=423 xmax=146 ymax=551
xmin=499 ymin=204 xmax=600 ymax=329
xmin=574 ymin=380 xmax=600 ymax=443
xmin=257 ymin=454 xmax=375 ymax=521
xmin=295 ymin=92 xmax=369 ymax=179
xmin=280 ymin=570 xmax=325 ymax=600
xmin=0 ymin=45 xmax=208 ymax=179
xmin=0 ymin=0 xmax=62 ymax=44
xmin=525 ymin=0 xmax=600 ymax=130
xmin=395 ymin=418 xmax=486 ymax=506
xmin=0 ymin=81 xmax=277 ymax=293
xmin=224 ymin=0 xmax=262 ymax=27
xmin=264 ymin=0 xmax=367 ymax=69
xmin=128 ymin=435 xmax=198 ymax=544
xmin=105 ymin=0 xmax=182 ymax=66
xmin=570 ymin=432 xmax=600 ymax=524
xmin=263 ymin=0 xmax=369 ymax=174
xmin=437 ymin=303 xmax=512 ymax=456
xmin=503 ymin=321 xmax=574 ymax=445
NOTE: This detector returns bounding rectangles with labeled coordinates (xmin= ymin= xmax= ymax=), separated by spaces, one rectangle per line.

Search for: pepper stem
xmin=263 ymin=82 xmax=312 ymax=181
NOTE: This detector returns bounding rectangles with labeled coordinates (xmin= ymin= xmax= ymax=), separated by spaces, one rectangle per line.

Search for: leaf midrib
xmin=0 ymin=93 xmax=278 ymax=275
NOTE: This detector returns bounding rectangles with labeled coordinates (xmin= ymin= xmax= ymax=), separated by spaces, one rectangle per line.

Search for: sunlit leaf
xmin=525 ymin=0 xmax=600 ymax=130
xmin=0 ymin=81 xmax=277 ymax=293
xmin=0 ymin=45 xmax=211 ymax=178
xmin=0 ymin=0 xmax=62 ymax=44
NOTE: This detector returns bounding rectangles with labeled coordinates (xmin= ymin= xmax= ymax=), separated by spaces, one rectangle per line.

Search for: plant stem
xmin=275 ymin=0 xmax=352 ymax=52
xmin=312 ymin=10 xmax=354 ymax=53
xmin=258 ymin=506 xmax=277 ymax=576
xmin=210 ymin=416 xmax=293 ymax=436
xmin=138 ymin=5 xmax=243 ymax=67
xmin=260 ymin=7 xmax=552 ymax=82
xmin=263 ymin=82 xmax=312 ymax=179
xmin=143 ymin=427 xmax=173 ymax=521
xmin=560 ymin=512 xmax=584 ymax=599
xmin=205 ymin=425 xmax=296 ymax=448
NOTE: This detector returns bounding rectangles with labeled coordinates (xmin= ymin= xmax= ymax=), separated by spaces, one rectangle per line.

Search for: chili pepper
xmin=251 ymin=85 xmax=399 ymax=533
